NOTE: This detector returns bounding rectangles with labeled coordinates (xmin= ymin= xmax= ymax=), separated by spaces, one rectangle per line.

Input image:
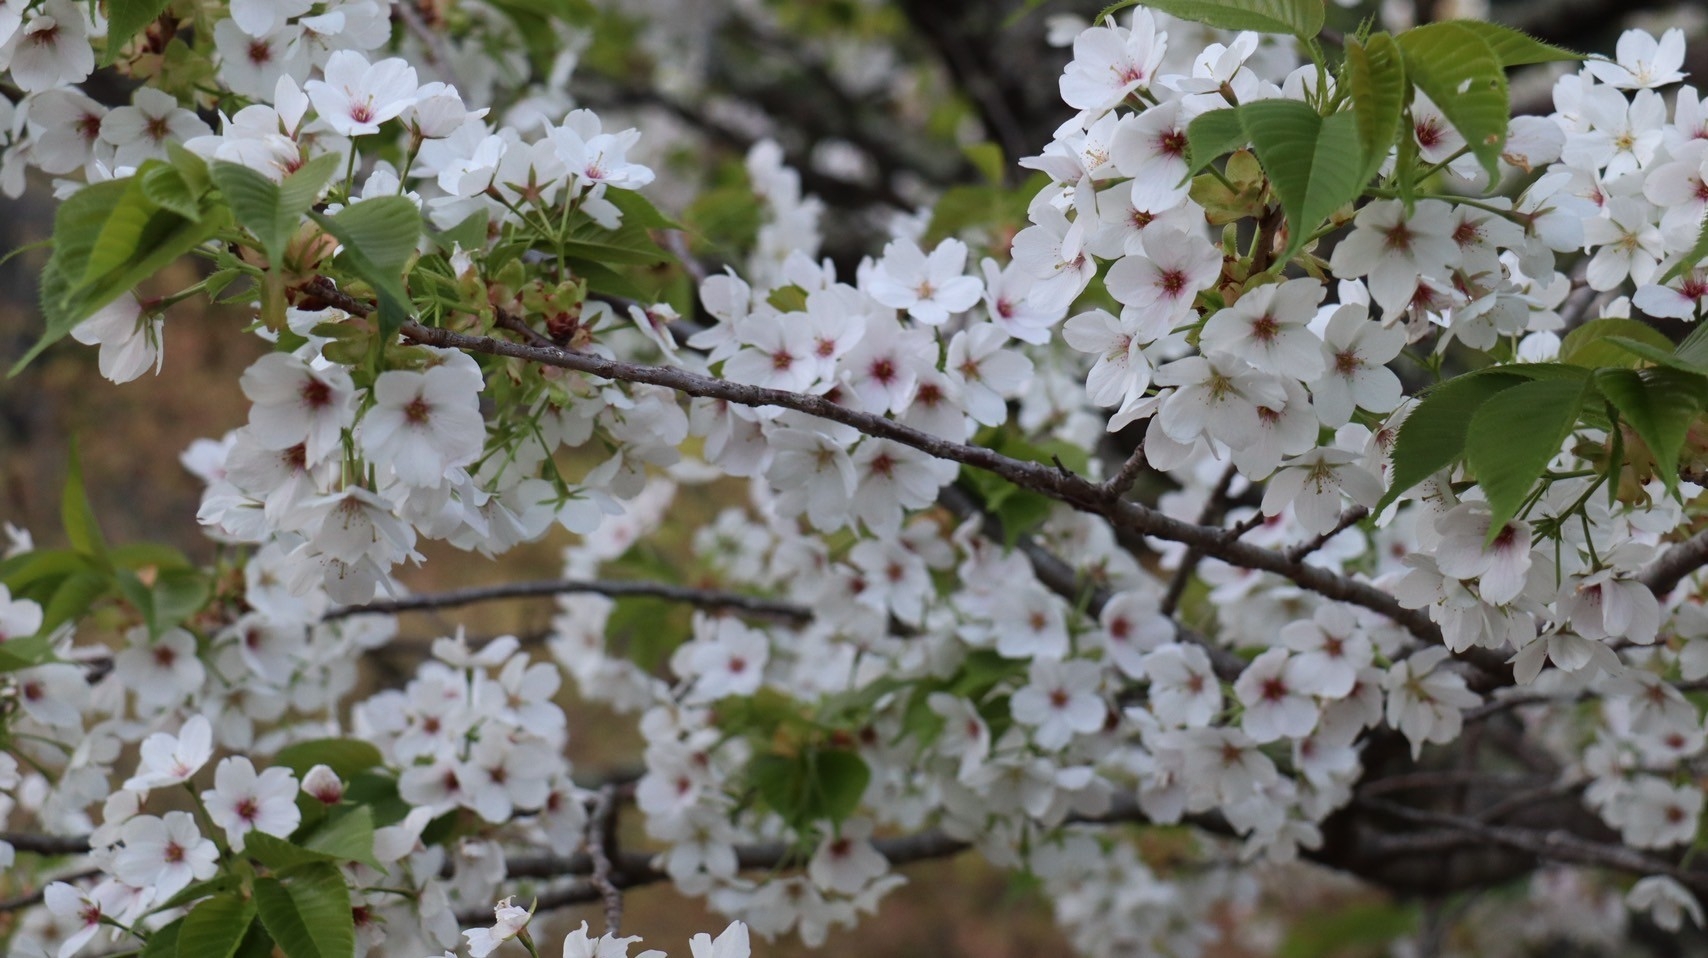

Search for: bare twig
xmin=322 ymin=577 xmax=813 ymax=625
xmin=1101 ymin=444 xmax=1149 ymax=500
xmin=1285 ymin=507 xmax=1369 ymax=564
xmin=937 ymin=484 xmax=1247 ymax=681
xmin=1356 ymin=796 xmax=1708 ymax=892
xmin=585 ymin=786 xmax=624 ymax=935
xmin=1161 ymin=465 xmax=1240 ymax=617
xmin=0 ymin=868 xmax=103 ymax=914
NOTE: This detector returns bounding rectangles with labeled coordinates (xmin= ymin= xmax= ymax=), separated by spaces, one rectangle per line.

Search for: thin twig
xmin=1161 ymin=465 xmax=1240 ymax=617
xmin=585 ymin=785 xmax=624 ymax=935
xmin=323 ymin=578 xmax=813 ymax=624
xmin=1356 ymin=796 xmax=1708 ymax=892
xmin=1101 ymin=443 xmax=1149 ymax=500
xmin=937 ymin=484 xmax=1246 ymax=681
xmin=1285 ymin=507 xmax=1369 ymax=564
xmin=0 ymin=868 xmax=102 ymax=914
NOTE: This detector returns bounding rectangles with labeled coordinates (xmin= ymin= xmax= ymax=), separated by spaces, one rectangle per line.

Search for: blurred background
xmin=4 ymin=0 xmax=1708 ymax=955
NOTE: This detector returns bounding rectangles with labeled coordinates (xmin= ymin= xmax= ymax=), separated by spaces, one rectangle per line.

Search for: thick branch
xmin=0 ymin=832 xmax=94 ymax=856
xmin=1356 ymin=797 xmax=1708 ymax=893
xmin=1641 ymin=527 xmax=1708 ymax=598
xmin=323 ymin=578 xmax=812 ymax=625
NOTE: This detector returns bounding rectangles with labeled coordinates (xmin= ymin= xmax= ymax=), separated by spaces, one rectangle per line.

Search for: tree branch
xmin=322 ymin=577 xmax=813 ymax=625
xmin=1641 ymin=527 xmax=1708 ymax=598
xmin=1161 ymin=464 xmax=1240 ymax=617
xmin=1355 ymin=796 xmax=1707 ymax=893
xmin=585 ymin=785 xmax=624 ymax=935
xmin=0 ymin=832 xmax=95 ymax=856
xmin=936 ymin=483 xmax=1246 ymax=681
xmin=395 ymin=318 xmax=1453 ymax=653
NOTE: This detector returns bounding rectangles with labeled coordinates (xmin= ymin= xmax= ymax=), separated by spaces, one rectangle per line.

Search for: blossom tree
xmin=6 ymin=0 xmax=1708 ymax=956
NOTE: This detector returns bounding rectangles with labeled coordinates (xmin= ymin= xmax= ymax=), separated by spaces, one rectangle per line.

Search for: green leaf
xmin=322 ymin=197 xmax=421 ymax=273
xmin=605 ymin=188 xmax=683 ymax=231
xmin=1598 ymin=367 xmax=1708 ymax=492
xmin=1343 ymin=33 xmax=1406 ymax=188
xmin=307 ymin=210 xmax=413 ymax=339
xmin=563 ymin=257 xmax=652 ymax=302
xmin=253 ymin=864 xmax=356 ymax=958
xmin=1397 ymin=22 xmax=1510 ymax=178
xmin=1465 ymin=377 xmax=1590 ymax=531
xmin=302 ymin=807 xmax=381 ymax=870
xmin=561 ymin=213 xmax=670 ymax=266
xmin=139 ymin=918 xmax=182 ymax=958
xmin=233 ymin=921 xmax=278 ymax=958
xmin=1609 ymin=335 xmax=1707 ymax=374
xmin=750 ymin=748 xmax=871 ymax=830
xmin=105 ymin=0 xmax=173 ymax=64
xmin=0 ymin=548 xmax=99 ymax=593
xmin=211 ymin=154 xmax=342 ymax=264
xmin=1559 ymin=318 xmax=1676 ymax=368
xmin=1238 ymin=100 xmax=1365 ymax=260
xmin=1443 ymin=20 xmax=1581 ymax=67
xmin=60 ymin=443 xmax=107 ymax=560
xmin=14 ymin=174 xmax=228 ymax=375
xmin=275 ymin=738 xmax=385 ymax=781
xmin=154 ymin=876 xmax=241 ymax=914
xmin=177 ymin=894 xmax=257 ymax=958
xmin=13 ymin=179 xmax=125 ymax=375
xmin=1677 ymin=322 xmax=1708 ymax=370
xmin=39 ymin=572 xmax=111 ymax=637
xmin=245 ymin=832 xmax=326 ymax=871
xmin=1109 ymin=0 xmax=1323 ymax=37
xmin=141 ymin=164 xmax=202 ymax=220
xmin=1186 ymin=108 xmax=1249 ymax=175
xmin=151 ymin=567 xmax=211 ymax=633
xmin=1380 ymin=372 xmax=1525 ymax=509
xmin=0 ymin=633 xmax=58 ymax=672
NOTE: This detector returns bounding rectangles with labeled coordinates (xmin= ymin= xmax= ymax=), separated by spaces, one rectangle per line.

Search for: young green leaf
xmin=322 ymin=196 xmax=422 ymax=274
xmin=1442 ymin=20 xmax=1582 ymax=67
xmin=1464 ymin=377 xmax=1591 ymax=532
xmin=105 ymin=0 xmax=173 ymax=65
xmin=1397 ymin=22 xmax=1510 ymax=178
xmin=1596 ymin=367 xmax=1708 ymax=492
xmin=308 ymin=203 xmax=419 ymax=338
xmin=1379 ymin=372 xmax=1525 ymax=510
xmin=210 ymin=154 xmax=342 ymax=266
xmin=1342 ymin=33 xmax=1406 ymax=189
xmin=1237 ymin=100 xmax=1365 ymax=261
xmin=140 ymin=164 xmax=203 ymax=220
xmin=60 ymin=443 xmax=108 ymax=561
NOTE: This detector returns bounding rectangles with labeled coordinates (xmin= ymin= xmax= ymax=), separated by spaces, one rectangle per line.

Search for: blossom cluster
xmin=6 ymin=1 xmax=1708 ymax=956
